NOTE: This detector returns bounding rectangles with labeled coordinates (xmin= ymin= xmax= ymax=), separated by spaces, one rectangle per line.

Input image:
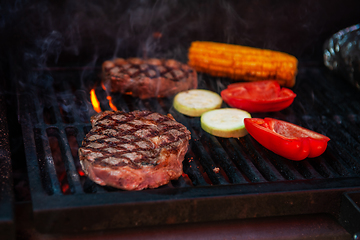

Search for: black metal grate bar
xmin=170 ymin=109 xmax=230 ymax=185
xmin=291 ymin=160 xmax=323 ymax=179
xmin=39 ymin=128 xmax=62 ymax=195
xmin=221 ymin=138 xmax=267 ymax=183
xmin=183 ymin=151 xmax=210 ymax=186
xmin=237 ymin=136 xmax=285 ymax=182
xmin=56 ymin=127 xmax=84 ymax=194
xmin=203 ymin=134 xmax=248 ymax=184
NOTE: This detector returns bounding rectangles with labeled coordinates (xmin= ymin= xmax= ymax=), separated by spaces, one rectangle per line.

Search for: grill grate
xmin=18 ymin=63 xmax=360 ymax=233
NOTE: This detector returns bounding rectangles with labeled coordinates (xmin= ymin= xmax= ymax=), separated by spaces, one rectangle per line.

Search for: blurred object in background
xmin=324 ymin=24 xmax=360 ymax=89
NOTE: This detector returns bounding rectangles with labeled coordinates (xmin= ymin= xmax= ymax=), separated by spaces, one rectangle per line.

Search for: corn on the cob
xmin=188 ymin=41 xmax=298 ymax=87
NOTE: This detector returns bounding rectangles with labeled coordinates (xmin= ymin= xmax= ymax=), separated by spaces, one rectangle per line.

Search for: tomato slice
xmin=221 ymin=80 xmax=296 ymax=112
xmin=244 ymin=118 xmax=330 ymax=161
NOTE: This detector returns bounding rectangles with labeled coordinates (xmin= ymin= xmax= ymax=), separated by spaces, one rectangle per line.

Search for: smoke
xmin=3 ymin=1 xmax=196 ymax=72
xmin=1 ymin=0 xmax=360 ymax=85
xmin=36 ymin=31 xmax=63 ymax=68
xmin=219 ymin=0 xmax=249 ymax=44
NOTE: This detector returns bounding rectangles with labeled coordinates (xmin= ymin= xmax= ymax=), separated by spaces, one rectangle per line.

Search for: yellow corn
xmin=188 ymin=41 xmax=298 ymax=87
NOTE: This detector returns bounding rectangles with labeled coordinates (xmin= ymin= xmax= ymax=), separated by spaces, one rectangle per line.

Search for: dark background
xmin=1 ymin=0 xmax=360 ymax=73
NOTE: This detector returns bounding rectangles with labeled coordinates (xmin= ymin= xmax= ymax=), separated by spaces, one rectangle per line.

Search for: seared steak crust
xmin=78 ymin=110 xmax=191 ymax=190
xmin=102 ymin=58 xmax=198 ymax=99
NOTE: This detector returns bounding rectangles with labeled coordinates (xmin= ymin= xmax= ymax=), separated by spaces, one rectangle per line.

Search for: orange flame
xmin=101 ymin=82 xmax=118 ymax=111
xmin=107 ymin=96 xmax=118 ymax=111
xmin=101 ymin=82 xmax=106 ymax=91
xmin=90 ymin=89 xmax=101 ymax=113
xmin=91 ymin=84 xmax=117 ymax=112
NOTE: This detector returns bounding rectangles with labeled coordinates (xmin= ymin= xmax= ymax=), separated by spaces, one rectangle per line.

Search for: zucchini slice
xmin=173 ymin=89 xmax=222 ymax=117
xmin=201 ymin=108 xmax=251 ymax=138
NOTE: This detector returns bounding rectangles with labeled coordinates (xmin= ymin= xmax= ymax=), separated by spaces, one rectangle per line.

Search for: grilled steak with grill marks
xmin=102 ymin=58 xmax=198 ymax=99
xmin=78 ymin=110 xmax=191 ymax=190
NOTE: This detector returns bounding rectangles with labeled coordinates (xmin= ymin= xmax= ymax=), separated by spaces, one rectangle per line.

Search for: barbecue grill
xmin=2 ymin=0 xmax=360 ymax=239
xmin=13 ymin=59 xmax=360 ymax=235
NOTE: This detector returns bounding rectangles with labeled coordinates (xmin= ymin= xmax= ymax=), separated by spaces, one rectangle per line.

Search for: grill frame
xmin=0 ymin=95 xmax=15 ymax=240
xmin=17 ymin=62 xmax=360 ymax=233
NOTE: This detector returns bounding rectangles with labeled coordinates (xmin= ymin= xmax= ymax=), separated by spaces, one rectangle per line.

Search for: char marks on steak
xmin=78 ymin=110 xmax=191 ymax=190
xmin=102 ymin=58 xmax=198 ymax=99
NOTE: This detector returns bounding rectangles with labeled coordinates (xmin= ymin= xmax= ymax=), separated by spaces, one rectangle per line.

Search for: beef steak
xmin=78 ymin=110 xmax=191 ymax=190
xmin=102 ymin=58 xmax=198 ymax=99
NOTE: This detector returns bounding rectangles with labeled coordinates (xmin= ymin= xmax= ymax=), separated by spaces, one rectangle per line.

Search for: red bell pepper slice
xmin=244 ymin=118 xmax=330 ymax=161
xmin=221 ymin=80 xmax=296 ymax=112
